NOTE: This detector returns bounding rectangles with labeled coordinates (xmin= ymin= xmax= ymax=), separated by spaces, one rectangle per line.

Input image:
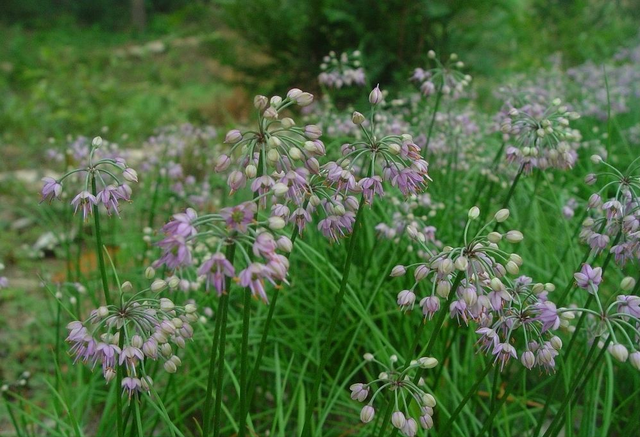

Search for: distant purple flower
xmin=535 ymin=301 xmax=561 ymax=332
xmin=71 ymin=191 xmax=98 ymax=221
xmin=41 ymin=177 xmax=62 ymax=202
xmin=220 ymin=202 xmax=256 ymax=233
xmin=198 ymin=252 xmax=235 ymax=295
xmin=574 ymin=264 xmax=602 ymax=294
xmin=121 ymin=377 xmax=142 ymax=398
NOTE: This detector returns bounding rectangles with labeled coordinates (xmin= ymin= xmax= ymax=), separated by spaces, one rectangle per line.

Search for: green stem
xmin=542 ymin=337 xmax=611 ymax=437
xmin=493 ymin=164 xmax=524 ymax=232
xmin=91 ymin=176 xmax=112 ymax=305
xmin=238 ymin=287 xmax=252 ymax=437
xmin=116 ymin=328 xmax=125 ymax=437
xmin=3 ymin=398 xmax=23 ymax=437
xmin=475 ymin=365 xmax=525 ymax=437
xmin=133 ymin=395 xmax=144 ymax=437
xmin=422 ymin=87 xmax=442 ymax=159
xmin=204 ymin=243 xmax=236 ymax=437
xmin=213 ymin=271 xmax=234 ymax=437
xmin=301 ymin=196 xmax=366 ymax=437
xmin=441 ymin=363 xmax=494 ymax=437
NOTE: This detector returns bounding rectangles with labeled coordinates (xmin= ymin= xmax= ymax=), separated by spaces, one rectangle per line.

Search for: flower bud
xmin=422 ymin=393 xmax=436 ymax=407
xmin=224 ymin=129 xmax=242 ymax=144
xmin=97 ymin=306 xmax=109 ymax=318
xmin=352 ymin=111 xmax=366 ymax=125
xmin=454 ymin=256 xmax=468 ymax=271
xmin=629 ymin=352 xmax=640 ymax=371
xmin=621 ymin=277 xmax=636 ymax=291
xmin=494 ymin=209 xmax=510 ymax=222
xmin=506 ymin=261 xmax=519 ymax=275
xmin=281 ymin=117 xmax=295 ymax=129
xmin=160 ymin=298 xmax=175 ymax=312
xmin=391 ymin=411 xmax=406 ymax=429
xmin=414 ymin=265 xmax=429 ymax=281
xmin=369 ymin=84 xmax=382 ymax=105
xmin=391 ymin=265 xmax=406 ymax=277
xmin=363 ymin=353 xmax=374 ymax=362
xmin=427 ymin=50 xmax=436 ymax=59
xmin=295 ymin=92 xmax=314 ymax=106
xmin=151 ymin=279 xmax=167 ymax=292
xmin=270 ymin=95 xmax=282 ymax=106
xmin=550 ymin=336 xmax=563 ymax=350
xmin=490 ymin=277 xmax=504 ymax=291
xmin=245 ymin=164 xmax=257 ymax=179
xmin=268 ymin=216 xmax=286 ymax=230
xmin=254 ymin=95 xmax=268 ymax=110
xmin=185 ymin=303 xmax=197 ymax=314
xmin=487 ymin=232 xmax=502 ymax=244
xmin=360 ymin=405 xmax=375 ymax=423
xmin=436 ymin=280 xmax=451 ymax=298
xmin=468 ymin=206 xmax=480 ymax=220
xmin=304 ymin=125 xmax=322 ymax=139
xmin=418 ymin=357 xmax=438 ymax=369
xmin=92 ymin=136 xmax=103 ymax=147
xmin=609 ymin=344 xmax=629 ymax=362
xmin=276 ymin=236 xmax=293 ymax=253
xmin=268 ymin=184 xmax=287 ymax=199
xmin=123 ymin=168 xmax=138 ymax=183
xmin=163 ymin=360 xmax=177 ymax=373
xmin=590 ymin=154 xmax=603 ymax=164
xmin=521 ymin=350 xmax=535 ymax=369
xmin=505 ymin=230 xmax=524 ymax=243
xmin=267 ymin=148 xmax=280 ymax=163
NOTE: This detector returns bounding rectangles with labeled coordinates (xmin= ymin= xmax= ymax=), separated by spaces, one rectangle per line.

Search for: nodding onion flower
xmin=581 ymin=157 xmax=640 ymax=264
xmin=41 ymin=136 xmax=137 ymax=219
xmin=410 ymin=51 xmax=472 ymax=99
xmin=65 ymin=283 xmax=198 ymax=398
xmin=350 ymin=353 xmax=438 ymax=436
xmin=152 ymin=199 xmax=292 ymax=303
xmin=318 ymin=50 xmax=366 ymax=89
xmin=501 ymin=99 xmax=581 ymax=173
xmin=215 ymin=89 xmax=322 ymax=195
xmin=392 ymin=207 xmax=524 ymax=320
xmin=561 ymin=276 xmax=640 ymax=370
xmin=323 ymin=85 xmax=431 ymax=206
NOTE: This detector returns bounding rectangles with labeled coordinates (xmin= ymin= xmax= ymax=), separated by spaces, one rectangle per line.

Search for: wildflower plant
xmin=66 ymin=283 xmax=198 ymax=397
xmin=318 ymin=50 xmax=366 ymax=89
xmin=351 ymin=353 xmax=439 ymax=436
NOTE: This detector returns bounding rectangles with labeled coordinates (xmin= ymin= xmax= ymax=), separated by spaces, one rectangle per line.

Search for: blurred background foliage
xmin=1 ymin=0 xmax=639 ymax=167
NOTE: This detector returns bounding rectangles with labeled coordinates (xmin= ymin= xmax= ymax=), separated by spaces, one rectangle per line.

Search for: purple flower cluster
xmin=66 ymin=295 xmax=198 ymax=397
xmin=410 ymin=51 xmax=472 ymax=100
xmin=40 ymin=136 xmax=137 ymax=220
xmin=318 ymin=50 xmax=366 ymax=89
xmin=500 ymin=101 xmax=581 ymax=173
xmin=350 ymin=354 xmax=438 ymax=436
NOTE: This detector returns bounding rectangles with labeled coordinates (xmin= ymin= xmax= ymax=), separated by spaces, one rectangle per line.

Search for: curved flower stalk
xmin=350 ymin=353 xmax=439 ymax=436
xmin=391 ymin=208 xmax=525 ymax=323
xmin=581 ymin=156 xmax=640 ymax=264
xmin=41 ymin=136 xmax=138 ymax=218
xmin=562 ymin=274 xmax=640 ymax=369
xmin=215 ymin=89 xmax=321 ymax=194
xmin=65 ymin=282 xmax=198 ymax=397
xmin=500 ymin=99 xmax=582 ymax=173
xmin=318 ymin=50 xmax=366 ymax=89
xmin=152 ymin=202 xmax=292 ymax=304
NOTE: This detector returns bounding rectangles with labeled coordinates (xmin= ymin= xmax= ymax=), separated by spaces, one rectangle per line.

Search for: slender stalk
xmin=301 ymin=196 xmax=366 ymax=437
xmin=203 ymin=243 xmax=236 ymax=437
xmin=91 ymin=176 xmax=112 ymax=305
xmin=3 ymin=398 xmax=23 ymax=437
xmin=213 ymin=277 xmax=233 ymax=437
xmin=133 ymin=395 xmax=144 ymax=437
xmin=500 ymin=164 xmax=524 ymax=209
xmin=440 ymin=363 xmax=494 ymax=437
xmin=542 ymin=337 xmax=611 ymax=437
xmin=244 ymin=214 xmax=306 ymax=422
xmin=475 ymin=365 xmax=525 ymax=437
xmin=115 ymin=328 xmax=125 ymax=437
xmin=238 ymin=287 xmax=252 ymax=437
xmin=422 ymin=86 xmax=442 ymax=158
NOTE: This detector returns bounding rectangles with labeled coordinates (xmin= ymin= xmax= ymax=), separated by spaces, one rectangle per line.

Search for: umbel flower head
xmin=562 ymin=276 xmax=640 ymax=370
xmin=40 ymin=136 xmax=137 ymax=219
xmin=323 ymin=85 xmax=431 ymax=206
xmin=215 ymin=89 xmax=322 ymax=196
xmin=152 ymin=200 xmax=292 ymax=303
xmin=66 ymin=286 xmax=198 ymax=398
xmin=580 ymin=157 xmax=640 ymax=265
xmin=350 ymin=353 xmax=438 ymax=436
xmin=501 ymin=99 xmax=581 ymax=173
xmin=410 ymin=51 xmax=472 ymax=99
xmin=318 ymin=50 xmax=366 ymax=89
